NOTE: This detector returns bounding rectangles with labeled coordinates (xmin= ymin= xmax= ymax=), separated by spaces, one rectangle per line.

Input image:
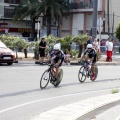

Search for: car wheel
xmin=7 ymin=63 xmax=13 ymax=65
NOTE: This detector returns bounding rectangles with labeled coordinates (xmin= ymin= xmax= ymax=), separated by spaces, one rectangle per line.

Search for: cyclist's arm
xmin=80 ymin=50 xmax=87 ymax=61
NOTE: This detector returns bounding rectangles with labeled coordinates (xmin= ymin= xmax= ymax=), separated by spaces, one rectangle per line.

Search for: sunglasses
xmin=88 ymin=48 xmax=92 ymax=49
xmin=54 ymin=50 xmax=59 ymax=51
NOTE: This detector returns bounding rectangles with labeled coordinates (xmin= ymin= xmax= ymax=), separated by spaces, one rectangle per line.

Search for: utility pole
xmin=112 ymin=12 xmax=115 ymax=38
xmin=107 ymin=0 xmax=110 ymax=35
xmin=92 ymin=0 xmax=98 ymax=41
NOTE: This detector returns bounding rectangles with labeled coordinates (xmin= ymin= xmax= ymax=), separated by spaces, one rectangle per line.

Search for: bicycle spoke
xmin=78 ymin=66 xmax=87 ymax=83
xmin=40 ymin=70 xmax=50 ymax=89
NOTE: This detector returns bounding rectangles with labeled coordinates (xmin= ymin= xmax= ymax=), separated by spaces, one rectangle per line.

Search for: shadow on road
xmin=0 ymin=78 xmax=120 ymax=98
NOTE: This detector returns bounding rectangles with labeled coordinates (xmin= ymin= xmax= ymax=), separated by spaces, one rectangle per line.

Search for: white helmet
xmin=87 ymin=44 xmax=92 ymax=49
xmin=53 ymin=44 xmax=61 ymax=50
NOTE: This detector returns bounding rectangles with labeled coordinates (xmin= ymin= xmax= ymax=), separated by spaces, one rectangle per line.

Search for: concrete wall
xmin=105 ymin=0 xmax=120 ymax=33
xmin=61 ymin=16 xmax=70 ymax=37
xmin=4 ymin=20 xmax=31 ymax=28
xmin=0 ymin=0 xmax=4 ymax=18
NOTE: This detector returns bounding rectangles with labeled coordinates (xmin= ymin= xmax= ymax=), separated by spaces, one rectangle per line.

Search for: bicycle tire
xmin=78 ymin=66 xmax=87 ymax=83
xmin=92 ymin=65 xmax=98 ymax=81
xmin=40 ymin=69 xmax=50 ymax=89
xmin=53 ymin=69 xmax=63 ymax=87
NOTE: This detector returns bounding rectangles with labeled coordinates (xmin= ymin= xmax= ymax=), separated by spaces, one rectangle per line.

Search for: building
xmin=0 ymin=0 xmax=33 ymax=39
xmin=61 ymin=0 xmax=106 ymax=37
xmin=105 ymin=0 xmax=120 ymax=35
xmin=0 ymin=0 xmax=108 ymax=38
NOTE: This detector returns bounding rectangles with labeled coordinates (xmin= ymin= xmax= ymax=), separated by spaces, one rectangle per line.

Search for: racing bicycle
xmin=40 ymin=64 xmax=63 ymax=89
xmin=78 ymin=61 xmax=98 ymax=83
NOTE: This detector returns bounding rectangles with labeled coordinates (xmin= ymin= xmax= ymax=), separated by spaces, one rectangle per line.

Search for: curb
xmin=30 ymin=93 xmax=120 ymax=120
xmin=35 ymin=61 xmax=119 ymax=66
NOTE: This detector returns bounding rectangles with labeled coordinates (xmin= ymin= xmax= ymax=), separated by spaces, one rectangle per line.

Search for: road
xmin=0 ymin=62 xmax=120 ymax=120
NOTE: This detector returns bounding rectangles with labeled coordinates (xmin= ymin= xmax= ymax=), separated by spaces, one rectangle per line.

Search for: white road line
xmin=0 ymin=88 xmax=117 ymax=114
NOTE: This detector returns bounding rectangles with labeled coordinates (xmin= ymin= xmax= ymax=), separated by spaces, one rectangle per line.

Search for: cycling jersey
xmin=50 ymin=50 xmax=64 ymax=65
xmin=83 ymin=48 xmax=97 ymax=63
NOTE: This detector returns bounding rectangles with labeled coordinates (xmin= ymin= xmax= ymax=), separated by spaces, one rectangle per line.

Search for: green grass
xmin=111 ymin=89 xmax=119 ymax=94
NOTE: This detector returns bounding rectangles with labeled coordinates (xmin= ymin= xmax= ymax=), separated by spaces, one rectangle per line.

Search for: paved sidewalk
xmin=30 ymin=93 xmax=120 ymax=120
xmin=16 ymin=52 xmax=120 ymax=66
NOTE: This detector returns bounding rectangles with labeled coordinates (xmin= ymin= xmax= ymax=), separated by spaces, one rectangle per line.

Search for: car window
xmin=0 ymin=41 xmax=7 ymax=48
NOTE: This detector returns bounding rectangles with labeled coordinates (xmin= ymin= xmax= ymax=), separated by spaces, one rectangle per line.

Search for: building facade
xmin=0 ymin=0 xmax=107 ymax=38
xmin=105 ymin=0 xmax=120 ymax=35
xmin=0 ymin=0 xmax=32 ymax=38
xmin=61 ymin=0 xmax=106 ymax=37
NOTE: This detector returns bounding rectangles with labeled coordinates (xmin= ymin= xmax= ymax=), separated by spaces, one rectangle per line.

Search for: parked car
xmin=0 ymin=41 xmax=16 ymax=65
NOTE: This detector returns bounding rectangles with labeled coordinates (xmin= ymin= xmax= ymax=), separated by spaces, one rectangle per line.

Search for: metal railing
xmin=68 ymin=0 xmax=93 ymax=9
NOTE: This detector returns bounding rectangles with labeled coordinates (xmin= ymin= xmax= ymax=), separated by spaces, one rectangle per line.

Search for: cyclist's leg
xmin=55 ymin=66 xmax=59 ymax=79
xmin=55 ymin=61 xmax=62 ymax=80
xmin=91 ymin=56 xmax=97 ymax=80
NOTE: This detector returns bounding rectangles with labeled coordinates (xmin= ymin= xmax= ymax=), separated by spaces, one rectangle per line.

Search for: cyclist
xmin=49 ymin=43 xmax=64 ymax=81
xmin=80 ymin=44 xmax=97 ymax=80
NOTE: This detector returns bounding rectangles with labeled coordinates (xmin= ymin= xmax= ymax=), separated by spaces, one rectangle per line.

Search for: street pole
xmin=112 ymin=12 xmax=114 ymax=38
xmin=107 ymin=0 xmax=110 ymax=35
xmin=37 ymin=21 xmax=40 ymax=39
xmin=92 ymin=0 xmax=98 ymax=41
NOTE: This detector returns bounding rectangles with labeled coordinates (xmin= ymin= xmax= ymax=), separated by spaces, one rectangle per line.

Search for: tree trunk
xmin=46 ymin=14 xmax=51 ymax=36
xmin=78 ymin=44 xmax=83 ymax=58
xmin=31 ymin=18 xmax=36 ymax=40
xmin=24 ymin=48 xmax=27 ymax=58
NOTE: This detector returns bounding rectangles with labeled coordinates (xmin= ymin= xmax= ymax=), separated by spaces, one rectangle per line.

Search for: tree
xmin=13 ymin=0 xmax=40 ymax=40
xmin=115 ymin=22 xmax=120 ymax=40
xmin=38 ymin=0 xmax=69 ymax=36
xmin=72 ymin=34 xmax=89 ymax=57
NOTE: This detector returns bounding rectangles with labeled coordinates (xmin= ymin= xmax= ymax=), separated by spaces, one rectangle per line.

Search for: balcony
xmin=67 ymin=0 xmax=102 ymax=12
xmin=68 ymin=0 xmax=93 ymax=10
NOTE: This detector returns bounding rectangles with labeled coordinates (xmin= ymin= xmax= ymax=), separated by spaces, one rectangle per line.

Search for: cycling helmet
xmin=53 ymin=44 xmax=61 ymax=50
xmin=87 ymin=44 xmax=92 ymax=49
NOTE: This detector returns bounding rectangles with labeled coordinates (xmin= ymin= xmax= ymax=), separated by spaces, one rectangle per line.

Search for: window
xmin=4 ymin=7 xmax=14 ymax=18
xmin=5 ymin=0 xmax=20 ymax=4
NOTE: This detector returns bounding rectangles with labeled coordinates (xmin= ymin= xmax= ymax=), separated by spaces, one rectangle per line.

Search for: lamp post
xmin=92 ymin=0 xmax=98 ymax=41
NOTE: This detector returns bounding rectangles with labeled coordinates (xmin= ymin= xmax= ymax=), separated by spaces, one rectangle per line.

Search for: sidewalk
xmin=30 ymin=92 xmax=120 ymax=120
xmin=16 ymin=52 xmax=120 ymax=66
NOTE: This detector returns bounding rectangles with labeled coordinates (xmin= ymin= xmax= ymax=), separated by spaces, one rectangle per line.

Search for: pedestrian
xmin=97 ymin=38 xmax=100 ymax=53
xmin=64 ymin=49 xmax=71 ymax=65
xmin=92 ymin=38 xmax=98 ymax=51
xmin=87 ymin=36 xmax=92 ymax=45
xmin=39 ymin=37 xmax=47 ymax=65
xmin=106 ymin=38 xmax=113 ymax=62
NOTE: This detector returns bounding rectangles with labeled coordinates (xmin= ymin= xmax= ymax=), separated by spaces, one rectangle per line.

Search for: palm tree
xmin=13 ymin=0 xmax=40 ymax=40
xmin=38 ymin=0 xmax=69 ymax=36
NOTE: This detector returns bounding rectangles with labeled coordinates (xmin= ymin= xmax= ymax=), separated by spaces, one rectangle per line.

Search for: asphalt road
xmin=0 ymin=62 xmax=120 ymax=120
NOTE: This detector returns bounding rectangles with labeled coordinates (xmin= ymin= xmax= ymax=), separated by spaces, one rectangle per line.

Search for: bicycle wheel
xmin=53 ymin=69 xmax=63 ymax=87
xmin=92 ymin=65 xmax=98 ymax=81
xmin=78 ymin=66 xmax=87 ymax=83
xmin=40 ymin=69 xmax=50 ymax=89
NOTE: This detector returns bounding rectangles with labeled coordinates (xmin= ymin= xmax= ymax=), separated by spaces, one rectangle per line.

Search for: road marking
xmin=0 ymin=88 xmax=119 ymax=114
